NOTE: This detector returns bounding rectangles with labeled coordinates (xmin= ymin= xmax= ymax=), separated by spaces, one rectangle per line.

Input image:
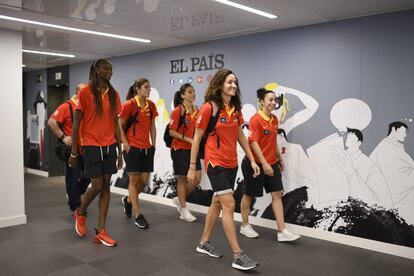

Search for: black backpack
xmin=55 ymin=101 xmax=73 ymax=162
xmin=164 ymin=104 xmax=186 ymax=148
xmin=124 ymin=97 xmax=153 ymax=135
xmin=199 ymin=101 xmax=240 ymax=159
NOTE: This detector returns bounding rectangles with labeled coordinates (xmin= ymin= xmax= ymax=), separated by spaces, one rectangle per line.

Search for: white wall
xmin=0 ymin=29 xmax=26 ymax=228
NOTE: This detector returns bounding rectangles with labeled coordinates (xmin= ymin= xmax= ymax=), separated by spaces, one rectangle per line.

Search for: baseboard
xmin=0 ymin=214 xmax=27 ymax=228
xmin=26 ymin=168 xmax=49 ymax=177
xmin=110 ymin=187 xmax=414 ymax=260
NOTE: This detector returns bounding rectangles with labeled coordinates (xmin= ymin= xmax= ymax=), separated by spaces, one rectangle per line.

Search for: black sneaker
xmin=135 ymin=214 xmax=149 ymax=229
xmin=121 ymin=196 xmax=132 ymax=218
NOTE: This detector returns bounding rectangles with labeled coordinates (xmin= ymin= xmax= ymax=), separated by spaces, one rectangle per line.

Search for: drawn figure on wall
xmin=370 ymin=121 xmax=414 ymax=224
xmin=307 ymin=98 xmax=372 ymax=205
xmin=331 ymin=128 xmax=392 ymax=207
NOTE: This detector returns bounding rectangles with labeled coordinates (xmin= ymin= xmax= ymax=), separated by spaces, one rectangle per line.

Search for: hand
xmin=251 ymin=161 xmax=260 ymax=178
xmin=123 ymin=143 xmax=130 ymax=153
xmin=62 ymin=136 xmax=72 ymax=146
xmin=187 ymin=166 xmax=196 ymax=185
xmin=331 ymin=147 xmax=354 ymax=176
xmin=117 ymin=155 xmax=123 ymax=170
xmin=262 ymin=162 xmax=274 ymax=176
xmin=279 ymin=160 xmax=285 ymax=172
xmin=68 ymin=154 xmax=78 ymax=168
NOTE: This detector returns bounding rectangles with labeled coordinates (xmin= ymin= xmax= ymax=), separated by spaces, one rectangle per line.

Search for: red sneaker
xmin=94 ymin=229 xmax=117 ymax=247
xmin=73 ymin=208 xmax=87 ymax=237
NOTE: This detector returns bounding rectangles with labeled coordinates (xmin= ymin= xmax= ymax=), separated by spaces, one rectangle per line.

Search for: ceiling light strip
xmin=22 ymin=49 xmax=76 ymax=58
xmin=0 ymin=15 xmax=151 ymax=43
xmin=214 ymin=0 xmax=277 ymax=19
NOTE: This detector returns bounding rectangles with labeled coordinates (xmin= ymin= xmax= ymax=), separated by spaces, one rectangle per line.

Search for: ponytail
xmin=126 ymin=83 xmax=137 ymax=100
xmin=173 ymin=83 xmax=193 ymax=108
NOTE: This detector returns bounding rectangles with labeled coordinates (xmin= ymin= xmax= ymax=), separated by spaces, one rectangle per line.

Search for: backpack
xmin=55 ymin=101 xmax=73 ymax=162
xmin=199 ymin=101 xmax=240 ymax=160
xmin=124 ymin=97 xmax=153 ymax=135
xmin=164 ymin=104 xmax=187 ymax=148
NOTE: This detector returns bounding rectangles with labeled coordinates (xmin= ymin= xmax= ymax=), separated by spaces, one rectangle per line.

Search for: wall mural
xmin=26 ymin=90 xmax=48 ymax=170
xmin=111 ymin=82 xmax=414 ymax=248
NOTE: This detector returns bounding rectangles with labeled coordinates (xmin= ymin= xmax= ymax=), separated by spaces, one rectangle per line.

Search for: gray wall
xmin=70 ymin=9 xmax=414 ymax=156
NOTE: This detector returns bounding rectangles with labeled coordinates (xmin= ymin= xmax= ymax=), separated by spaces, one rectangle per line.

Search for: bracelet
xmin=60 ymin=134 xmax=65 ymax=140
xmin=70 ymin=153 xmax=78 ymax=158
xmin=190 ymin=162 xmax=196 ymax=165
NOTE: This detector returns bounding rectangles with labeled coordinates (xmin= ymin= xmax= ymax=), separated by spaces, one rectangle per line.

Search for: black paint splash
xmin=113 ymin=172 xmax=414 ymax=247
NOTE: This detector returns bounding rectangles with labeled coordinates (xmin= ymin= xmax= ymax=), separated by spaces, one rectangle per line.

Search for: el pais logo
xmin=170 ymin=54 xmax=224 ymax=74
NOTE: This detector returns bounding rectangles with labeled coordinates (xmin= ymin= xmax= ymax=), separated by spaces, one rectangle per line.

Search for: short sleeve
xmin=196 ymin=103 xmax=212 ymax=132
xmin=50 ymin=103 xmax=67 ymax=123
xmin=169 ymin=106 xmax=181 ymax=130
xmin=75 ymin=86 xmax=88 ymax=111
xmin=149 ymin=101 xmax=159 ymax=119
xmin=119 ymin=100 xmax=133 ymax=121
xmin=237 ymin=110 xmax=244 ymax=126
xmin=248 ymin=116 xmax=260 ymax=143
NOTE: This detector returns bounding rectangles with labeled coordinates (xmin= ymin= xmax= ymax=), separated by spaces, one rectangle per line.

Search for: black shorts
xmin=241 ymin=157 xmax=283 ymax=197
xmin=82 ymin=144 xmax=117 ymax=178
xmin=124 ymin=146 xmax=155 ymax=173
xmin=207 ymin=164 xmax=238 ymax=195
xmin=171 ymin=149 xmax=201 ymax=176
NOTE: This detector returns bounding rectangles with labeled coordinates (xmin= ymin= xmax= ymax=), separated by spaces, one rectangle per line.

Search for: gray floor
xmin=0 ymin=175 xmax=413 ymax=276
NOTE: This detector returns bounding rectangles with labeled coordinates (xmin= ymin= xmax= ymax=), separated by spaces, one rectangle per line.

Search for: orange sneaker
xmin=94 ymin=229 xmax=117 ymax=247
xmin=73 ymin=208 xmax=87 ymax=237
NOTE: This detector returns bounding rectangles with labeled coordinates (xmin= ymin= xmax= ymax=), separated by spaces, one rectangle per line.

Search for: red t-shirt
xmin=119 ymin=96 xmax=158 ymax=149
xmin=169 ymin=104 xmax=197 ymax=150
xmin=248 ymin=111 xmax=279 ymax=165
xmin=196 ymin=102 xmax=244 ymax=170
xmin=76 ymin=85 xmax=122 ymax=147
xmin=50 ymin=97 xmax=77 ymax=137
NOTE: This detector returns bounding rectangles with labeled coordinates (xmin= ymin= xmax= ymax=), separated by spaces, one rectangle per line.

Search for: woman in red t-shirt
xmin=119 ymin=78 xmax=158 ymax=229
xmin=240 ymin=88 xmax=300 ymax=242
xmin=187 ymin=69 xmax=260 ymax=271
xmin=169 ymin=83 xmax=201 ymax=222
xmin=69 ymin=59 xmax=123 ymax=247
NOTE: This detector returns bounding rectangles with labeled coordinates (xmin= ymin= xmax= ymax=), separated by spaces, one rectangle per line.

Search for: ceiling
xmin=1 ymin=0 xmax=413 ymax=71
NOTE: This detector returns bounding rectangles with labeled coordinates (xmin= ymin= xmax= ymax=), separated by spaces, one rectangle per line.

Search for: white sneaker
xmin=172 ymin=197 xmax=181 ymax=213
xmin=277 ymin=229 xmax=301 ymax=242
xmin=240 ymin=224 xmax=259 ymax=238
xmin=180 ymin=208 xmax=197 ymax=222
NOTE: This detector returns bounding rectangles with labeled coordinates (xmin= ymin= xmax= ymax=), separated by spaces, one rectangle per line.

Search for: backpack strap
xmin=176 ymin=104 xmax=187 ymax=139
xmin=131 ymin=97 xmax=140 ymax=136
xmin=205 ymin=101 xmax=220 ymax=149
xmin=67 ymin=101 xmax=73 ymax=124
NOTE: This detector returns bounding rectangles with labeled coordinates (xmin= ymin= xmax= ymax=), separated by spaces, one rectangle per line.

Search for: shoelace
xmin=239 ymin=254 xmax=252 ymax=263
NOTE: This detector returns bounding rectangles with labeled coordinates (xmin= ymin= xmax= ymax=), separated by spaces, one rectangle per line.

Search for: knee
xmin=92 ymin=183 xmax=103 ymax=193
xmin=222 ymin=199 xmax=235 ymax=213
xmin=211 ymin=196 xmax=221 ymax=209
xmin=272 ymin=192 xmax=283 ymax=201
xmin=102 ymin=182 xmax=110 ymax=193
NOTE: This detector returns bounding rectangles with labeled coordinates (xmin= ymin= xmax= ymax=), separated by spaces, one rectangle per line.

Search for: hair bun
xmin=256 ymin=88 xmax=267 ymax=99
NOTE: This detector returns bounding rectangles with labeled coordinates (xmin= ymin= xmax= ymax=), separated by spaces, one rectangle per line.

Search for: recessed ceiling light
xmin=22 ymin=65 xmax=26 ymax=67
xmin=214 ymin=0 xmax=277 ymax=19
xmin=22 ymin=49 xmax=76 ymax=58
xmin=0 ymin=15 xmax=151 ymax=43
